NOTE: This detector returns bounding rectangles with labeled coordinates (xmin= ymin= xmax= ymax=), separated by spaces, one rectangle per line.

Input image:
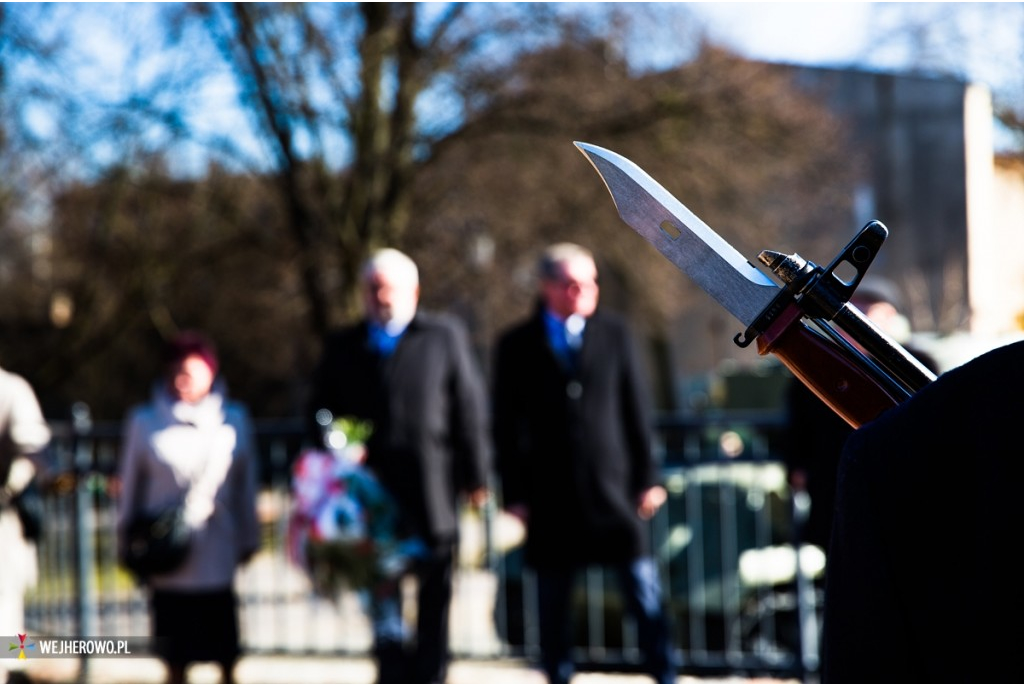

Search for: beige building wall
xmin=982 ymin=155 xmax=1024 ymax=334
xmin=964 ymin=83 xmax=1002 ymax=336
xmin=922 ymin=84 xmax=1024 ymax=371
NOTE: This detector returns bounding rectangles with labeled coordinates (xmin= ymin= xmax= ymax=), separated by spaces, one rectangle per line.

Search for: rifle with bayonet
xmin=574 ymin=142 xmax=936 ymax=428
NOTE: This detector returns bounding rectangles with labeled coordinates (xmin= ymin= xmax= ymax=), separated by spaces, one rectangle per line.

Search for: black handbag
xmin=123 ymin=504 xmax=192 ymax=578
xmin=122 ymin=434 xmax=218 ymax=580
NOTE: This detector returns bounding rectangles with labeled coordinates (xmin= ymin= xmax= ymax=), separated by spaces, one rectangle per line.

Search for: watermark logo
xmin=3 ymin=634 xmax=149 ymax=659
xmin=7 ymin=633 xmax=34 ymax=660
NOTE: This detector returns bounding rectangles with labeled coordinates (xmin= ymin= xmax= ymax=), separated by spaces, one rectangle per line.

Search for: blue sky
xmin=12 ymin=2 xmax=1022 ymax=177
xmin=689 ymin=2 xmax=876 ymax=67
xmin=687 ymin=2 xmax=1024 ymax=151
xmin=688 ymin=2 xmax=1024 ymax=94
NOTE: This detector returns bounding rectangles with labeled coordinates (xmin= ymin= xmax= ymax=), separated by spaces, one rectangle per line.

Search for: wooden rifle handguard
xmin=756 ymin=302 xmax=902 ymax=428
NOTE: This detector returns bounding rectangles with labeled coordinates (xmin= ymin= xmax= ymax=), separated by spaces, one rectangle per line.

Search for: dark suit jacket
xmin=824 ymin=341 xmax=1024 ymax=683
xmin=307 ymin=312 xmax=491 ymax=548
xmin=782 ymin=379 xmax=852 ymax=550
xmin=493 ymin=305 xmax=657 ymax=569
xmin=783 ymin=344 xmax=938 ymax=552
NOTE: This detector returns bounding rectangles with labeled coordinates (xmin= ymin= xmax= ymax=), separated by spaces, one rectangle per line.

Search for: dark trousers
xmin=151 ymin=587 xmax=240 ymax=667
xmin=537 ymin=557 xmax=677 ymax=684
xmin=374 ymin=545 xmax=453 ymax=684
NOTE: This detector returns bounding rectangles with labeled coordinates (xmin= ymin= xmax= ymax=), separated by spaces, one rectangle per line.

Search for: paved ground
xmin=14 ymin=654 xmax=792 ymax=684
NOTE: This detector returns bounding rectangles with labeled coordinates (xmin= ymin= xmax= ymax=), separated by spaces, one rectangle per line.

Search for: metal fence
xmin=24 ymin=410 xmax=822 ymax=680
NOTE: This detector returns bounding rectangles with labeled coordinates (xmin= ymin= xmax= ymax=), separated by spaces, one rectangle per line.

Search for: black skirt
xmin=151 ymin=587 xmax=240 ymax=664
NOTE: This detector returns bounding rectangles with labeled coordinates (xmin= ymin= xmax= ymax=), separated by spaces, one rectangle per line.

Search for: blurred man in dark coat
xmin=824 ymin=340 xmax=1024 ymax=682
xmin=308 ymin=248 xmax=491 ymax=684
xmin=493 ymin=243 xmax=677 ymax=684
xmin=783 ymin=277 xmax=938 ymax=552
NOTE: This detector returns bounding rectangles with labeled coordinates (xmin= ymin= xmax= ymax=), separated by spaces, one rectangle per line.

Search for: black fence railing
xmin=24 ymin=411 xmax=822 ymax=680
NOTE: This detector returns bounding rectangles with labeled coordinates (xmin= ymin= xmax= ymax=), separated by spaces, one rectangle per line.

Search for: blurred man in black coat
xmin=308 ymin=248 xmax=491 ymax=684
xmin=783 ymin=278 xmax=938 ymax=552
xmin=493 ymin=243 xmax=677 ymax=684
xmin=824 ymin=340 xmax=1024 ymax=682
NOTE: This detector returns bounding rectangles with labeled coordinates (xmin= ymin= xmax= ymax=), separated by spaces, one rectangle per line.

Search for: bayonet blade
xmin=575 ymin=142 xmax=778 ymax=327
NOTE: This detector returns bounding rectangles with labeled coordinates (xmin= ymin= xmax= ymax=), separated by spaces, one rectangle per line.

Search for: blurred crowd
xmin=2 ymin=243 xmax=678 ymax=685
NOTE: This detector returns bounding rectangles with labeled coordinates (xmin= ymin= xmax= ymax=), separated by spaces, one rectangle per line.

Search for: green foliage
xmin=331 ymin=416 xmax=374 ymax=446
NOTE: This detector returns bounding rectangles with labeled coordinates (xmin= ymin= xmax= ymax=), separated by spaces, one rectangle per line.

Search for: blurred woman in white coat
xmin=0 ymin=365 xmax=51 ymax=685
xmin=117 ymin=332 xmax=259 ymax=684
